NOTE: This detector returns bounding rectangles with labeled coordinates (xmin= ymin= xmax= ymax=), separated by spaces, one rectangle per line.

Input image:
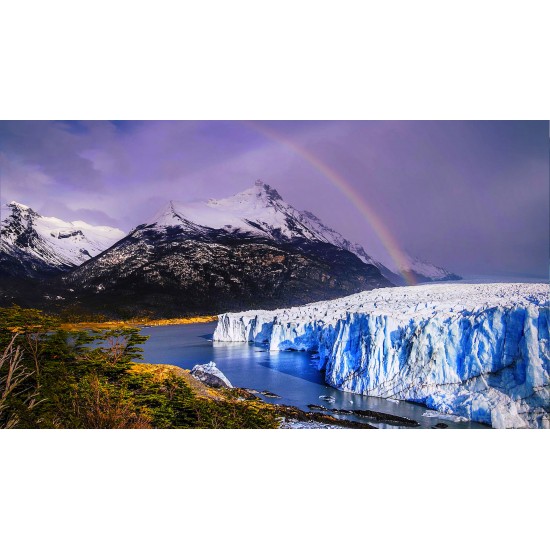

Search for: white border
xmin=2 ymin=430 xmax=549 ymax=550
xmin=0 ymin=1 xmax=549 ymax=120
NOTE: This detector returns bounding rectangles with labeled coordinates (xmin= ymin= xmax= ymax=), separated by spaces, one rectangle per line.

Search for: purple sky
xmin=0 ymin=120 xmax=548 ymax=278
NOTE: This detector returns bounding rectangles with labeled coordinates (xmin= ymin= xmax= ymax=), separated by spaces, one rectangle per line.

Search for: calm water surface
xmin=137 ymin=322 xmax=489 ymax=429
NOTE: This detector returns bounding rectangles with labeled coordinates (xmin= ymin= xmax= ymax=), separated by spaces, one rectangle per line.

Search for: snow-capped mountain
xmin=398 ymin=255 xmax=460 ymax=283
xmin=147 ymin=180 xmax=374 ymax=245
xmin=214 ymin=282 xmax=550 ymax=429
xmin=0 ymin=182 xmax=459 ymax=286
xmin=146 ymin=180 xmax=458 ymax=283
xmin=0 ymin=201 xmax=125 ymax=277
xmin=1 ymin=182 xmax=460 ymax=316
xmin=64 ymin=182 xmax=392 ymax=316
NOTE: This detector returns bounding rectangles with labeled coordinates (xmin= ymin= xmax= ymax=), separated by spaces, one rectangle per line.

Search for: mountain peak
xmin=151 ymin=181 xmax=285 ymax=228
xmin=253 ymin=179 xmax=283 ymax=201
xmin=227 ymin=180 xmax=284 ymax=206
xmin=8 ymin=200 xmax=30 ymax=209
xmin=149 ymin=181 xmax=313 ymax=240
xmin=1 ymin=200 xmax=125 ymax=274
xmin=6 ymin=201 xmax=38 ymax=216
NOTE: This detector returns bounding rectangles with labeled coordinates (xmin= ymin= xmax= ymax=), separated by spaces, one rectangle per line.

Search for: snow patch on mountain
xmin=148 ymin=181 xmax=380 ymax=259
xmin=149 ymin=181 xmax=352 ymax=244
xmin=214 ymin=283 xmax=550 ymax=428
xmin=399 ymin=255 xmax=460 ymax=282
xmin=1 ymin=201 xmax=125 ymax=272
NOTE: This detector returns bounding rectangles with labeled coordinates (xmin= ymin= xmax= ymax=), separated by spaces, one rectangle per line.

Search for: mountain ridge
xmin=0 ymin=201 xmax=124 ymax=277
xmin=1 ymin=182 xmax=460 ymax=284
xmin=1 ymin=182 xmax=461 ymax=316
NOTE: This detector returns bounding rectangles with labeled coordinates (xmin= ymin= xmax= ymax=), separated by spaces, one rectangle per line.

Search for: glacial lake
xmin=137 ymin=322 xmax=489 ymax=429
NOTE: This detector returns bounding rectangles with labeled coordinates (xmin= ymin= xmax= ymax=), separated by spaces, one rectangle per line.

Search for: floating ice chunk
xmin=422 ymin=410 xmax=468 ymax=423
xmin=319 ymin=395 xmax=336 ymax=403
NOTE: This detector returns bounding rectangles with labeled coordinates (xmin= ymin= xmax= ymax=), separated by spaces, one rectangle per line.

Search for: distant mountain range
xmin=0 ymin=181 xmax=460 ymax=317
xmin=0 ymin=202 xmax=124 ymax=277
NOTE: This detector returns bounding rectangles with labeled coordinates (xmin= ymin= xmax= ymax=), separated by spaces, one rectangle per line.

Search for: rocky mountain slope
xmin=64 ymin=193 xmax=391 ymax=316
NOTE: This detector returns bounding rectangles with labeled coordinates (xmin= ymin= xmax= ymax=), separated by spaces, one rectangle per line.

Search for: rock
xmin=331 ymin=408 xmax=354 ymax=415
xmin=274 ymin=405 xmax=376 ymax=429
xmin=260 ymin=390 xmax=282 ymax=398
xmin=306 ymin=412 xmax=377 ymax=429
xmin=353 ymin=409 xmax=420 ymax=427
xmin=319 ymin=395 xmax=336 ymax=403
xmin=190 ymin=362 xmax=233 ymax=389
xmin=433 ymin=422 xmax=449 ymax=429
xmin=232 ymin=388 xmax=261 ymax=401
xmin=307 ymin=404 xmax=328 ymax=411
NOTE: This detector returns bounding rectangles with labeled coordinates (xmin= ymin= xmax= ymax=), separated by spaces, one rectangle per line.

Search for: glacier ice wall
xmin=213 ymin=283 xmax=550 ymax=428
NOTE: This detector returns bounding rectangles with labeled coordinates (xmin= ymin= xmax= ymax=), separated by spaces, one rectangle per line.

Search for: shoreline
xmin=60 ymin=315 xmax=218 ymax=331
xmin=134 ymin=363 xmax=378 ymax=429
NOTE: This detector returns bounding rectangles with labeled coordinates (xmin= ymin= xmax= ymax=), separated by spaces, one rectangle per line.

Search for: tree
xmin=0 ymin=333 xmax=38 ymax=428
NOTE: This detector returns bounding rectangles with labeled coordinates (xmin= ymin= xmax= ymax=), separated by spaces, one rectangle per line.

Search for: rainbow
xmin=242 ymin=121 xmax=417 ymax=285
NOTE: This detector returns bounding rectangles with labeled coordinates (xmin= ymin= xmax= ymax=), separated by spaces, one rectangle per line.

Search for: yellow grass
xmin=129 ymin=363 xmax=226 ymax=401
xmin=60 ymin=315 xmax=218 ymax=331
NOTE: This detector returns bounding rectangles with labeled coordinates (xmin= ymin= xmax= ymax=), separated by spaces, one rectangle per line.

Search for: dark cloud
xmin=0 ymin=120 xmax=547 ymax=278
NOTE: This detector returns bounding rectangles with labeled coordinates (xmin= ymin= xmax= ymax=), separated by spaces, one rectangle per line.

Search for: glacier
xmin=213 ymin=283 xmax=550 ymax=428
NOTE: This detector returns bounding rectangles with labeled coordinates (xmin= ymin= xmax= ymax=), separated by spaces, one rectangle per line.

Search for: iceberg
xmin=190 ymin=362 xmax=233 ymax=389
xmin=214 ymin=283 xmax=550 ymax=428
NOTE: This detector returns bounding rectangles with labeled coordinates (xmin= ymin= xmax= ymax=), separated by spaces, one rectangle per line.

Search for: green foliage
xmin=0 ymin=305 xmax=59 ymax=348
xmin=0 ymin=306 xmax=278 ymax=429
xmin=0 ymin=306 xmax=150 ymax=428
xmin=123 ymin=370 xmax=279 ymax=429
xmin=125 ymin=370 xmax=198 ymax=428
xmin=99 ymin=328 xmax=148 ymax=365
xmin=194 ymin=392 xmax=279 ymax=428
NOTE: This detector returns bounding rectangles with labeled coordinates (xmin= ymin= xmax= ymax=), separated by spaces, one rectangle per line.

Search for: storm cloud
xmin=0 ymin=120 xmax=547 ymax=278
